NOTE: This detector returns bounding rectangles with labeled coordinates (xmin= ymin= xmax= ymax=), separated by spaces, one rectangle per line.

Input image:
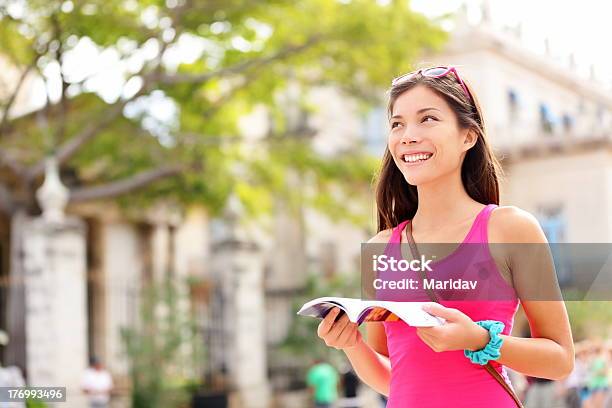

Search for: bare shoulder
xmin=489 ymin=205 xmax=548 ymax=244
xmin=367 ymin=228 xmax=394 ymax=244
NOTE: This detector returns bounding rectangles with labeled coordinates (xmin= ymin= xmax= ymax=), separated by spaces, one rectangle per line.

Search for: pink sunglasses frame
xmin=391 ymin=66 xmax=474 ymax=104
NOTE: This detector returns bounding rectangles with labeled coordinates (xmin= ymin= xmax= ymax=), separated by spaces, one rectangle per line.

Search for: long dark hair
xmin=374 ymin=67 xmax=504 ymax=232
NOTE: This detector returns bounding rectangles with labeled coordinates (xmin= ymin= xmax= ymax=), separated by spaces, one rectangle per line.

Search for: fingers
xmin=334 ymin=321 xmax=360 ymax=348
xmin=352 ymin=329 xmax=363 ymax=345
xmin=317 ymin=307 xmax=360 ymax=349
xmin=416 ymin=327 xmax=432 ymax=349
xmin=326 ymin=312 xmax=351 ymax=342
xmin=417 ymin=327 xmax=444 ymax=352
xmin=317 ymin=307 xmax=341 ymax=338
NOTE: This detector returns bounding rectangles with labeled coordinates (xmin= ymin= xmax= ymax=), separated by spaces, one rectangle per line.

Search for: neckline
xmin=397 ymin=204 xmax=492 ymax=264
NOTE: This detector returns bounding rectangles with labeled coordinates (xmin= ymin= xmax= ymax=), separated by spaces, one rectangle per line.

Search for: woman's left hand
xmin=417 ymin=303 xmax=490 ymax=352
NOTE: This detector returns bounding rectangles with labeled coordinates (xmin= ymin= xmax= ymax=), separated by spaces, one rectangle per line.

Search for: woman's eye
xmin=422 ymin=115 xmax=438 ymax=123
xmin=391 ymin=122 xmax=401 ymax=129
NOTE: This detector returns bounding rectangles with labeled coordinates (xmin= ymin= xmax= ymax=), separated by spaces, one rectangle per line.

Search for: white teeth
xmin=403 ymin=153 xmax=432 ymax=163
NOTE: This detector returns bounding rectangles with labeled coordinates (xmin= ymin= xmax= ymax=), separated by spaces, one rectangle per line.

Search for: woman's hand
xmin=317 ymin=307 xmax=363 ymax=350
xmin=416 ymin=303 xmax=490 ymax=352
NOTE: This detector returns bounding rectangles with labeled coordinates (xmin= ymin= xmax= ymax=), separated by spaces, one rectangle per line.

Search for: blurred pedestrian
xmin=306 ymin=358 xmax=339 ymax=408
xmin=523 ymin=376 xmax=562 ymax=408
xmin=564 ymin=342 xmax=590 ymax=408
xmin=337 ymin=365 xmax=361 ymax=408
xmin=584 ymin=343 xmax=609 ymax=408
xmin=81 ymin=356 xmax=113 ymax=408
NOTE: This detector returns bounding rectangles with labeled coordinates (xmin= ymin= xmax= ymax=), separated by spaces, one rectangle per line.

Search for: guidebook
xmin=297 ymin=297 xmax=446 ymax=327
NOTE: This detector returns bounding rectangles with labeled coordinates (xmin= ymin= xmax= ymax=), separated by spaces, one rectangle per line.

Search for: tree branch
xmin=68 ymin=164 xmax=184 ymax=202
xmin=49 ymin=102 xmax=123 ymax=169
xmin=51 ymin=9 xmax=69 ymax=144
xmin=158 ymin=34 xmax=325 ymax=85
xmin=0 ymin=63 xmax=35 ymax=137
xmin=25 ymin=20 xmax=184 ymax=180
xmin=25 ymin=84 xmax=149 ymax=181
xmin=28 ymin=32 xmax=323 ymax=180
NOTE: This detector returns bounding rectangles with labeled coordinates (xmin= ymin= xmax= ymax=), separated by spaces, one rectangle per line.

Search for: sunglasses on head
xmin=391 ymin=66 xmax=474 ymax=104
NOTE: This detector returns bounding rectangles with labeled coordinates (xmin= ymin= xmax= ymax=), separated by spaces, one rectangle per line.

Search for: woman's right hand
xmin=317 ymin=307 xmax=363 ymax=350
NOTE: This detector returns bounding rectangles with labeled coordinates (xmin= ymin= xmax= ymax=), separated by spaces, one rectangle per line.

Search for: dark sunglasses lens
xmin=423 ymin=67 xmax=449 ymax=77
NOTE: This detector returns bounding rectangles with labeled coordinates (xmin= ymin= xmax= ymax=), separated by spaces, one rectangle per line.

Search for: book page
xmin=297 ymin=297 xmax=445 ymax=327
xmin=356 ymin=306 xmax=402 ymax=323
xmin=372 ymin=301 xmax=446 ymax=326
xmin=297 ymin=297 xmax=362 ymax=321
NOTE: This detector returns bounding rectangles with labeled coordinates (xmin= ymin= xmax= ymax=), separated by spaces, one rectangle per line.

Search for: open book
xmin=297 ymin=297 xmax=446 ymax=327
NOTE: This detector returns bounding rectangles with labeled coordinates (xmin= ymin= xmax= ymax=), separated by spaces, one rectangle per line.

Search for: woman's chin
xmin=402 ymin=173 xmax=435 ymax=186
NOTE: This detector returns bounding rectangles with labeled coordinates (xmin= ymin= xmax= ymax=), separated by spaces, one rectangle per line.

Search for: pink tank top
xmin=382 ymin=204 xmax=520 ymax=408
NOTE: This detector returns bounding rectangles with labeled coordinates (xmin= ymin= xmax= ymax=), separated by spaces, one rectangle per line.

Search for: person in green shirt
xmin=584 ymin=344 xmax=609 ymax=408
xmin=307 ymin=359 xmax=339 ymax=408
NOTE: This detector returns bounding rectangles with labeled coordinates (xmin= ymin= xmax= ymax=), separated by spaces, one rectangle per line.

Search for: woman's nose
xmin=400 ymin=132 xmax=419 ymax=145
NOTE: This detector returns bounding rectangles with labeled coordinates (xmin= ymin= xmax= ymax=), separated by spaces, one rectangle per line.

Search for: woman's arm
xmin=469 ymin=300 xmax=574 ymax=380
xmin=343 ymin=326 xmax=391 ymax=396
xmin=488 ymin=206 xmax=575 ymax=380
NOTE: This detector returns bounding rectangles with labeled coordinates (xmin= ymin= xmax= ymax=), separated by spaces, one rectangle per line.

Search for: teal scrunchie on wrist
xmin=464 ymin=320 xmax=505 ymax=365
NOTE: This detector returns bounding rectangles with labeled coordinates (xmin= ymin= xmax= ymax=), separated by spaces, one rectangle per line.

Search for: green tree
xmin=0 ymin=0 xmax=447 ymax=218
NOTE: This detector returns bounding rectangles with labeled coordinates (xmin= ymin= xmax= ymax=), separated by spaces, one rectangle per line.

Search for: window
xmin=539 ymin=209 xmax=565 ymax=243
xmin=539 ymin=103 xmax=555 ymax=134
xmin=536 ymin=206 xmax=572 ymax=286
xmin=507 ymin=88 xmax=519 ymax=120
xmin=562 ymin=113 xmax=574 ymax=133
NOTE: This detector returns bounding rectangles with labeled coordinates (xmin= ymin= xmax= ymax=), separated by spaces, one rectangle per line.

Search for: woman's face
xmin=388 ymin=85 xmax=477 ymax=186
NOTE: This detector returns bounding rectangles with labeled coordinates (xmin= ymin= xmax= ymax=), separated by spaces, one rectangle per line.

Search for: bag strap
xmin=404 ymin=221 xmax=524 ymax=408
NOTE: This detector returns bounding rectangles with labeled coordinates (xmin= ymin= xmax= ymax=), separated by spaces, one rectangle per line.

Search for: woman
xmin=316 ymin=66 xmax=575 ymax=407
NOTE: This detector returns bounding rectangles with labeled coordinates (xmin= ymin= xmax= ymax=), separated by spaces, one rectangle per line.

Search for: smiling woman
xmin=314 ymin=65 xmax=575 ymax=408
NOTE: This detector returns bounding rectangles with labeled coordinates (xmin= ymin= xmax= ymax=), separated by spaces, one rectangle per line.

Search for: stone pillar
xmin=21 ymin=157 xmax=88 ymax=407
xmin=210 ymin=194 xmax=270 ymax=408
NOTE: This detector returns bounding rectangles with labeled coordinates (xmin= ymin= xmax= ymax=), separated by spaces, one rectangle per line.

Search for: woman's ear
xmin=462 ymin=128 xmax=478 ymax=151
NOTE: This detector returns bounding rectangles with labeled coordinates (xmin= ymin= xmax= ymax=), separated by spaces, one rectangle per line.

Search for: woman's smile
xmin=400 ymin=152 xmax=434 ymax=167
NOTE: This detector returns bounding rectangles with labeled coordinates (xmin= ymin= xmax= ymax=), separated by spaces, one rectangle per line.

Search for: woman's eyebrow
xmin=390 ymin=107 xmax=441 ymax=120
